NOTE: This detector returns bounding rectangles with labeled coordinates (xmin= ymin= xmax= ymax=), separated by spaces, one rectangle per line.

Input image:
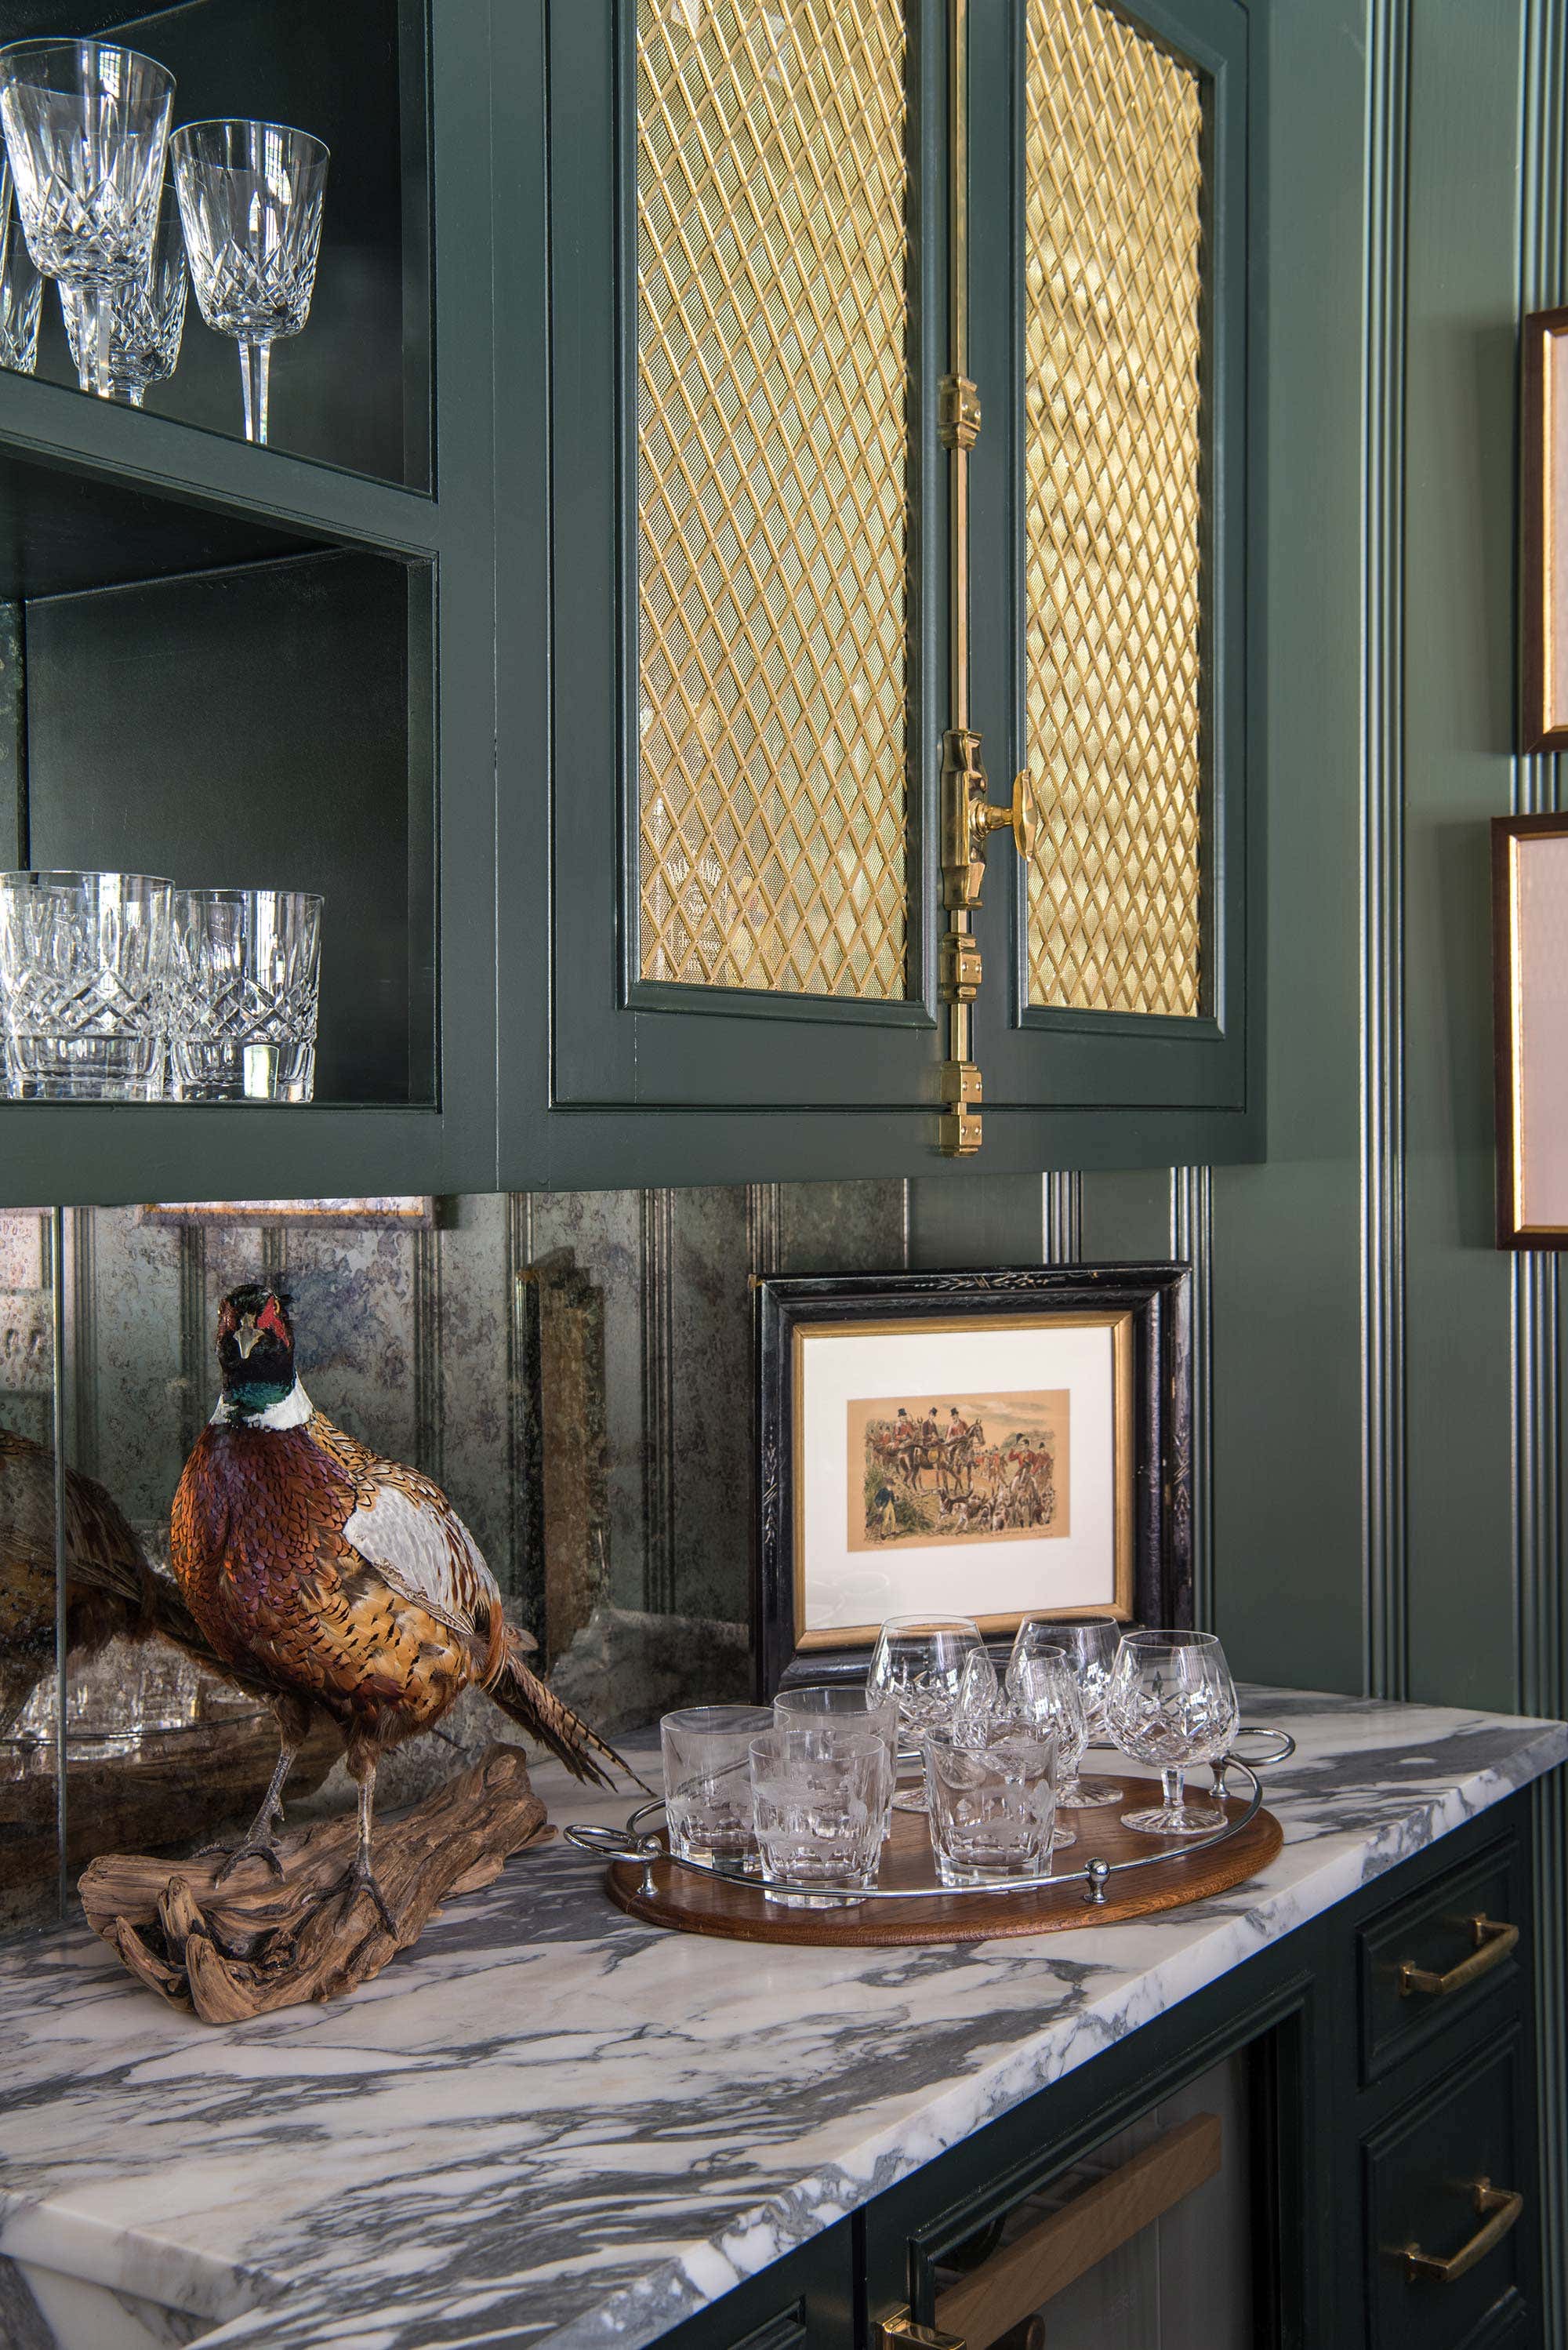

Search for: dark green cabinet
xmin=0 ymin=0 xmax=1263 ymax=1206
xmin=500 ymin=0 xmax=1265 ymax=1190
xmin=634 ymin=1791 xmax=1549 ymax=2350
xmin=0 ymin=0 xmax=497 ymax=1209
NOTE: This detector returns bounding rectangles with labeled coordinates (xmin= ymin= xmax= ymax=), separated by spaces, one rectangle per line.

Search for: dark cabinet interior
xmin=19 ymin=547 xmax=434 ymax=1105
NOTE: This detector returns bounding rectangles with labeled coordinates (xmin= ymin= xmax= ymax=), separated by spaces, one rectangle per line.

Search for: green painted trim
xmin=1360 ymin=0 xmax=1410 ymax=1702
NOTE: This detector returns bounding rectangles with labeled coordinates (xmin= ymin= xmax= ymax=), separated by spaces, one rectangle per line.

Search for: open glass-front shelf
xmin=0 ymin=0 xmax=430 ymax=489
xmin=0 ymin=438 xmax=437 ymax=1118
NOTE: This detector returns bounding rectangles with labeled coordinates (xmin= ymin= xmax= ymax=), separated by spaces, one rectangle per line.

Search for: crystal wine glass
xmin=0 ymin=41 xmax=174 ymax=400
xmin=1105 ymin=1629 xmax=1240 ymax=1837
xmin=868 ymin=1613 xmax=983 ymax=1813
xmin=60 ymin=181 xmax=185 ymax=405
xmin=172 ymin=118 xmax=328 ymax=447
xmin=1007 ymin=1616 xmax=1123 ymax=1806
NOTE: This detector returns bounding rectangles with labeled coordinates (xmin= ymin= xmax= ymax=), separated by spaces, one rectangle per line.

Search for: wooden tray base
xmin=607 ymin=1772 xmax=1283 ymax=1946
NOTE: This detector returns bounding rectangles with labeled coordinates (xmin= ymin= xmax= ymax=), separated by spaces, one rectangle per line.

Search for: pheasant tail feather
xmin=485 ymin=1628 xmax=649 ymax=1794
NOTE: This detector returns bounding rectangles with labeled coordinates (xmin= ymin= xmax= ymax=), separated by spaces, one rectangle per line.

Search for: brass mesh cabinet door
xmin=635 ymin=0 xmax=912 ymax=1000
xmin=1023 ymin=0 xmax=1206 ymax=1019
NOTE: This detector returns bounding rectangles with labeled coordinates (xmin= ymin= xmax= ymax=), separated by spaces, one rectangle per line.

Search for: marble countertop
xmin=2 ymin=1687 xmax=1564 ymax=2350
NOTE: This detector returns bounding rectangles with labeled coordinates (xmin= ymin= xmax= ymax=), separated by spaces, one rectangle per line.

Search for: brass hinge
xmin=938 ymin=373 xmax=982 ymax=450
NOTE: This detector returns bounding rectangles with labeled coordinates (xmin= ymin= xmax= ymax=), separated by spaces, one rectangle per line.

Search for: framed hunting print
xmin=754 ymin=1266 xmax=1192 ymax=1694
xmin=1494 ymin=812 xmax=1568 ymax=1245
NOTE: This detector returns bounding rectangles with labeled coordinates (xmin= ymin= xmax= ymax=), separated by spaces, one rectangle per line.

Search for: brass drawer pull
xmin=1398 ymin=1913 xmax=1519 ymax=1998
xmin=1399 ymin=2178 xmax=1523 ymax=2284
xmin=877 ymin=2318 xmax=966 ymax=2350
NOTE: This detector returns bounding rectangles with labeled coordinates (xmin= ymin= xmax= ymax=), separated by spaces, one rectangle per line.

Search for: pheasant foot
xmin=210 ymin=1831 xmax=286 ymax=1883
xmin=327 ymin=1849 xmax=397 ymax=1936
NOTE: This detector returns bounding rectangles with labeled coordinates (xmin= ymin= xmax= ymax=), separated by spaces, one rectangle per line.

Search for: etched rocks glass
xmin=924 ymin=1723 xmax=1058 ymax=1888
xmin=660 ymin=1702 xmax=772 ymax=1872
xmin=1007 ymin=1619 xmax=1123 ymax=1807
xmin=0 ymin=870 xmax=171 ymax=1100
xmin=171 ymin=118 xmax=328 ymax=446
xmin=867 ymin=1612 xmax=984 ymax=1814
xmin=165 ymin=886 xmax=322 ymax=1103
xmin=0 ymin=41 xmax=174 ymax=398
xmin=60 ymin=182 xmax=186 ymax=404
xmin=748 ymin=1726 xmax=889 ymax=1908
xmin=1105 ymin=1629 xmax=1240 ymax=1838
xmin=772 ymin=1682 xmax=900 ymax=1822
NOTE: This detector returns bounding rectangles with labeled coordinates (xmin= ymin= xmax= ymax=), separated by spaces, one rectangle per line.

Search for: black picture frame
xmin=753 ymin=1264 xmax=1193 ymax=1698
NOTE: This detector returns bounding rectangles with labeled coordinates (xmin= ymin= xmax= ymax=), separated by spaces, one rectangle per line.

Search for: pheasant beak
xmin=234 ymin=1316 xmax=262 ymax=1360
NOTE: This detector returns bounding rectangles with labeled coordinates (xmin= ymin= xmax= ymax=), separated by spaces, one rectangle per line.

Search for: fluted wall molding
xmin=1043 ymin=1173 xmax=1081 ymax=1265
xmin=1515 ymin=1 xmax=1566 ymax=2333
xmin=1360 ymin=0 xmax=1411 ymax=1701
xmin=1171 ymin=1167 xmax=1214 ymax=1629
xmin=639 ymin=1188 xmax=677 ymax=1613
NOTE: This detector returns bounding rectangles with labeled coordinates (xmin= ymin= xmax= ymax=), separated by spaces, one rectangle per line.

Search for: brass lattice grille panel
xmin=1025 ymin=0 xmax=1205 ymax=1017
xmin=636 ymin=0 xmax=909 ymax=997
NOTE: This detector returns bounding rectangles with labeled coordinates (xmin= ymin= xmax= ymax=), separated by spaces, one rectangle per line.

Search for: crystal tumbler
xmin=164 ymin=887 xmax=321 ymax=1103
xmin=660 ymin=1703 xmax=773 ymax=1872
xmin=0 ymin=42 xmax=174 ymax=395
xmin=924 ymin=1723 xmax=1058 ymax=1888
xmin=0 ymin=870 xmax=171 ymax=1100
xmin=172 ymin=118 xmax=328 ymax=445
xmin=748 ymin=1726 xmax=889 ymax=1907
xmin=772 ymin=1683 xmax=900 ymax=1840
xmin=61 ymin=182 xmax=186 ymax=404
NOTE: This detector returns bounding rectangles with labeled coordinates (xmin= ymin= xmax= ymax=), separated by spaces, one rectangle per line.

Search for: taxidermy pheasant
xmin=0 ymin=1428 xmax=158 ymax=1733
xmin=171 ymin=1284 xmax=635 ymax=1927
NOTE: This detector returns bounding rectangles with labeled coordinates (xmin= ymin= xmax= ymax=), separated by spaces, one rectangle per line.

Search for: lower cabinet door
xmin=1363 ymin=2029 xmax=1534 ymax=2350
xmin=867 ymin=2050 xmax=1262 ymax=2350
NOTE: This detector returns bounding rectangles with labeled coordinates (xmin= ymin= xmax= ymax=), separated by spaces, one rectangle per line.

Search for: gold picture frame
xmin=1523 ymin=308 xmax=1568 ymax=750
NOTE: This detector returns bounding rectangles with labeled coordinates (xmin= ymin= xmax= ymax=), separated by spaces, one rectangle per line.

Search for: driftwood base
xmin=78 ymin=1742 xmax=553 ymax=2021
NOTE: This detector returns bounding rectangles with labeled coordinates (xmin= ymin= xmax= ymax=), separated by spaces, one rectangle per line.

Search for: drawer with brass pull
xmin=1358 ymin=1838 xmax=1523 ymax=2083
xmin=1364 ymin=2030 xmax=1530 ymax=2350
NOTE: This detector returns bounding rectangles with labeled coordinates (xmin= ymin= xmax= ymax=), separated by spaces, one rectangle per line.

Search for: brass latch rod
xmin=936 ymin=0 xmax=1029 ymax=1156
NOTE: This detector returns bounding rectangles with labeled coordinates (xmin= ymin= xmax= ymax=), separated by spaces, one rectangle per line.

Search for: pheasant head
xmin=215 ymin=1285 xmax=303 ymax=1426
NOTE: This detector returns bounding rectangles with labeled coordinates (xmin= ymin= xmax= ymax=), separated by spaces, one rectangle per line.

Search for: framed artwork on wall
xmin=753 ymin=1266 xmax=1192 ymax=1695
xmin=1523 ymin=308 xmax=1568 ymax=750
xmin=1494 ymin=813 xmax=1568 ymax=1245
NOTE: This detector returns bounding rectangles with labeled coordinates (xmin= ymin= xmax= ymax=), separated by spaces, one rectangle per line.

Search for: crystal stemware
xmin=867 ymin=1613 xmax=983 ymax=1813
xmin=1007 ymin=1616 xmax=1124 ymax=1806
xmin=0 ymin=41 xmax=174 ymax=399
xmin=1105 ymin=1629 xmax=1240 ymax=1837
xmin=171 ymin=118 xmax=328 ymax=447
xmin=60 ymin=180 xmax=185 ymax=405
xmin=997 ymin=1651 xmax=1079 ymax=1847
xmin=0 ymin=178 xmax=40 ymax=376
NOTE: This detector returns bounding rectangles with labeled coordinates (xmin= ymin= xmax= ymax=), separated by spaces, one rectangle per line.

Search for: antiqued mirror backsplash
xmin=0 ymin=1183 xmax=908 ymax=1932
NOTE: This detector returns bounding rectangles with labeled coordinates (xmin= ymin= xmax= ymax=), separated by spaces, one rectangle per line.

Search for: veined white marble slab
xmin=0 ymin=1688 xmax=1563 ymax=2350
